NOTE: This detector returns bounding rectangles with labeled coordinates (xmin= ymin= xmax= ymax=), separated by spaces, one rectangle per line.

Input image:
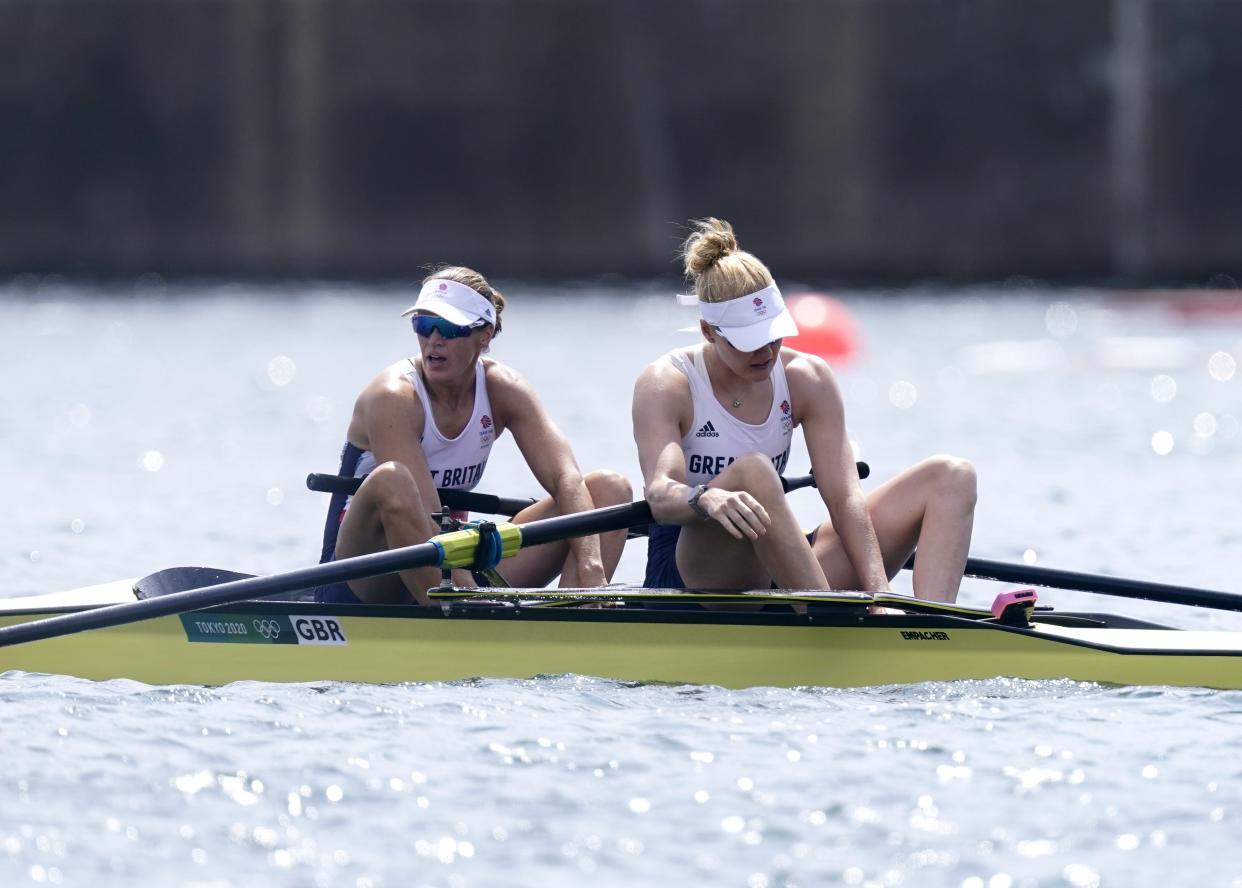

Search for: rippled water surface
xmin=3 ymin=280 xmax=1242 ymax=886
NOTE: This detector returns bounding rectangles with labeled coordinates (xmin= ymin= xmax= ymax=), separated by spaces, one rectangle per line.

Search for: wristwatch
xmin=687 ymin=484 xmax=710 ymax=520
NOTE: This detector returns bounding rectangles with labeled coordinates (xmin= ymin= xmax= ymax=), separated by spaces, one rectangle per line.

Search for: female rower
xmin=632 ymin=218 xmax=976 ymax=601
xmin=317 ymin=266 xmax=632 ymax=605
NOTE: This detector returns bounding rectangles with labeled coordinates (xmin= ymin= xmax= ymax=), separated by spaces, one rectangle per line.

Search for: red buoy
xmin=784 ymin=293 xmax=860 ymax=363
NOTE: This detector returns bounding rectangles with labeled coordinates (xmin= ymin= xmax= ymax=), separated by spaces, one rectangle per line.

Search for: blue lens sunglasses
xmin=412 ymin=315 xmax=487 ymax=340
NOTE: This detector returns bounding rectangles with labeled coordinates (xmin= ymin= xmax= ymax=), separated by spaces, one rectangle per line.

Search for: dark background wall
xmin=1 ymin=0 xmax=1238 ymax=283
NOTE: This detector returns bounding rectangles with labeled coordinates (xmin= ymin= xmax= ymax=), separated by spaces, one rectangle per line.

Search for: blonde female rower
xmin=632 ymin=219 xmax=976 ymax=601
xmin=317 ymin=266 xmax=631 ymax=605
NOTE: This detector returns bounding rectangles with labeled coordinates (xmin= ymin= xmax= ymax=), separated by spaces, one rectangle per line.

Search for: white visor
xmin=400 ymin=279 xmax=496 ymax=327
xmin=698 ymin=284 xmax=798 ymax=351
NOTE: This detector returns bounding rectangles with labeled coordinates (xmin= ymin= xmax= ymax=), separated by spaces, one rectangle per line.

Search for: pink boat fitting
xmin=991 ymin=588 xmax=1038 ymax=626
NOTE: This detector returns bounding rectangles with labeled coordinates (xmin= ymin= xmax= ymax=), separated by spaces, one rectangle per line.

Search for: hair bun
xmin=683 ymin=217 xmax=738 ymax=277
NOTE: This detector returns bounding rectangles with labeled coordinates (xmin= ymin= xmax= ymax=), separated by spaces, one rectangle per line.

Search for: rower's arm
xmin=632 ymin=361 xmax=700 ymax=525
xmin=357 ymin=374 xmax=443 ymax=514
xmin=792 ymin=356 xmax=890 ymax=593
xmin=496 ymin=368 xmax=605 ymax=585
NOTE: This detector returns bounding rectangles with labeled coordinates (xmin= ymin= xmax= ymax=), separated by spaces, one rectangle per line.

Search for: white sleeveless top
xmin=351 ymin=358 xmax=498 ymax=490
xmin=674 ymin=347 xmax=794 ymax=486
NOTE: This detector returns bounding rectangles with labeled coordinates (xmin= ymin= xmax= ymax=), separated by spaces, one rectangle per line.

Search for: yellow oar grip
xmin=435 ymin=522 xmax=524 ymax=569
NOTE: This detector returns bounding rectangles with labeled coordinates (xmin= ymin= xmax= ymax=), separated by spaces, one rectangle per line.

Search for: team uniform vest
xmin=319 ymin=359 xmax=497 ymax=564
xmin=676 ymin=348 xmax=793 ymax=483
xmin=643 ymin=347 xmax=795 ymax=588
xmin=405 ymin=358 xmax=497 ymax=491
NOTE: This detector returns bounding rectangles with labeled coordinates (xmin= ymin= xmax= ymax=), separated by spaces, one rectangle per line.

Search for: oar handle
xmin=306 ymin=473 xmax=536 ymax=517
xmin=781 ymin=461 xmax=868 ymax=493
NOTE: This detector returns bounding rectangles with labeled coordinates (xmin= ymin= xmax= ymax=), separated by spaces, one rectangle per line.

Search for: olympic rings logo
xmin=252 ymin=619 xmax=282 ymax=640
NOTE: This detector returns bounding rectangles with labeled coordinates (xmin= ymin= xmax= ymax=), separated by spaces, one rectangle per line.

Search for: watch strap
xmin=687 ymin=484 xmax=710 ymax=519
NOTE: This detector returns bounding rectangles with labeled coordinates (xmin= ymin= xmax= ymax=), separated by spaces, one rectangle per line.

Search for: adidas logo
xmin=694 ymin=421 xmax=719 ymax=438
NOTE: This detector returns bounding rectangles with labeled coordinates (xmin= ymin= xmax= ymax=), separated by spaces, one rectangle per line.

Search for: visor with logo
xmin=401 ymin=279 xmax=496 ymax=327
xmin=698 ymin=284 xmax=799 ymax=352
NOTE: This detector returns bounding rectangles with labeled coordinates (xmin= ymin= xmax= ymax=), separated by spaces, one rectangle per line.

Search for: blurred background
xmin=1 ymin=0 xmax=1240 ymax=284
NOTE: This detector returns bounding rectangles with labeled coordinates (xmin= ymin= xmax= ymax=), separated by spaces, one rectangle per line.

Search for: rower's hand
xmin=700 ymin=488 xmax=772 ymax=540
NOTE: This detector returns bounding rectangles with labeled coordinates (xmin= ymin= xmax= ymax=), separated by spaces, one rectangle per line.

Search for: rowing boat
xmin=4 ymin=484 xmax=1241 ymax=690
xmin=4 ymin=570 xmax=1242 ymax=689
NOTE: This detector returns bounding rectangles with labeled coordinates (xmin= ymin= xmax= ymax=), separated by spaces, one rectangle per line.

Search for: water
xmin=2 ymin=279 xmax=1242 ymax=885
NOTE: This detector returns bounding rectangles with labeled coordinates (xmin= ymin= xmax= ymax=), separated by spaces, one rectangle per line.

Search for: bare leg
xmin=502 ymin=470 xmax=634 ymax=588
xmin=676 ymin=453 xmax=829 ymax=590
xmin=333 ymin=461 xmax=442 ymax=605
xmin=812 ymin=455 xmax=977 ymax=602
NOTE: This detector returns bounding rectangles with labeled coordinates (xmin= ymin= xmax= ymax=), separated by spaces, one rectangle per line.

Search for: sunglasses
xmin=412 ymin=315 xmax=486 ymax=340
xmin=713 ymin=326 xmax=780 ymax=352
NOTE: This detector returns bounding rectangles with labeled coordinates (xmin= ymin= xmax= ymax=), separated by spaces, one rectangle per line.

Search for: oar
xmin=0 ymin=465 xmax=869 ymax=648
xmin=305 ymin=462 xmax=870 ymax=519
xmin=0 ymin=499 xmax=656 ymax=649
xmin=306 ymin=474 xmax=536 ymax=518
xmin=905 ymin=554 xmax=1242 ymax=613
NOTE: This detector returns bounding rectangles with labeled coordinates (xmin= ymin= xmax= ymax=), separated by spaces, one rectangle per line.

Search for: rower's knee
xmin=585 ymin=469 xmax=633 ymax=507
xmin=365 ymin=461 xmax=423 ymax=516
xmin=926 ymin=455 xmax=977 ymax=508
xmin=724 ymin=452 xmax=785 ymax=503
xmin=367 ymin=460 xmax=415 ymax=490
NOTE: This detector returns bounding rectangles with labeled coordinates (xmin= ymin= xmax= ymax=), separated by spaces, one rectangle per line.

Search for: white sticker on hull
xmin=291 ymin=616 xmax=348 ymax=646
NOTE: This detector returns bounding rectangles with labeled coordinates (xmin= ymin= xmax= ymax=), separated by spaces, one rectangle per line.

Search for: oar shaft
xmin=0 ymin=540 xmax=436 ymax=648
xmin=305 ymin=461 xmax=865 ymax=520
xmin=309 ymin=463 xmax=866 ymax=501
xmin=903 ymin=552 xmax=1242 ymax=613
xmin=523 ymin=500 xmax=652 ymax=546
xmin=0 ymin=500 xmax=656 ymax=649
xmin=961 ymin=556 xmax=1242 ymax=612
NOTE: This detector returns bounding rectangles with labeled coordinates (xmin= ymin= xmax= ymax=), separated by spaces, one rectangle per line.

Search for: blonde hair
xmin=680 ymin=218 xmax=773 ymax=304
xmin=423 ymin=265 xmax=506 ymax=335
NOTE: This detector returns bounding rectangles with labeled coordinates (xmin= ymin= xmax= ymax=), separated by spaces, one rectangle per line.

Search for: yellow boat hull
xmin=4 ymin=580 xmax=1242 ymax=689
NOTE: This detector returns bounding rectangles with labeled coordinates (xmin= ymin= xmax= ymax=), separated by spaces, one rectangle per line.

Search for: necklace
xmin=731 ymin=398 xmax=742 ymax=409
